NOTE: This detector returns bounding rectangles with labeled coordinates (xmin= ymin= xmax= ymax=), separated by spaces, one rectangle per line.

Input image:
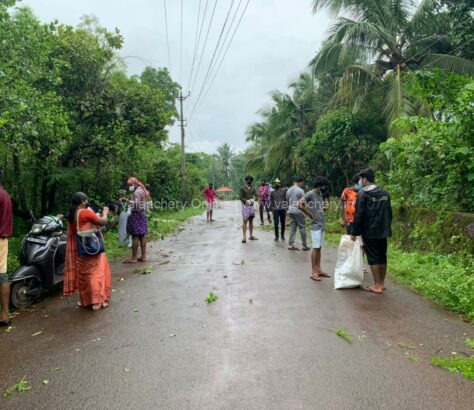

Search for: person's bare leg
xmin=139 ymin=236 xmax=147 ymax=261
xmin=249 ymin=219 xmax=255 ymax=239
xmin=365 ymin=264 xmax=383 ymax=293
xmin=242 ymin=220 xmax=247 ymax=241
xmin=131 ymin=236 xmax=139 ymax=261
xmin=206 ymin=211 xmax=210 ymax=222
xmin=311 ymin=249 xmax=318 ymax=276
xmin=380 ymin=264 xmax=387 ymax=289
xmin=1 ymin=283 xmax=10 ymax=321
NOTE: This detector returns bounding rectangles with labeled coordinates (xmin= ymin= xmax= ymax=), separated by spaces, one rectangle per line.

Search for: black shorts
xmin=363 ymin=237 xmax=388 ymax=265
xmin=345 ymin=223 xmax=354 ymax=235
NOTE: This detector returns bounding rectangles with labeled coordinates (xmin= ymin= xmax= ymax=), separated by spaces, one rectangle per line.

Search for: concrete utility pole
xmin=178 ymin=89 xmax=190 ymax=205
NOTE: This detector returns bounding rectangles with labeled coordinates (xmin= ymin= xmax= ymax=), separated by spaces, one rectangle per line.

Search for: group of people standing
xmin=65 ymin=176 xmax=152 ymax=311
xmin=237 ymin=168 xmax=392 ymax=294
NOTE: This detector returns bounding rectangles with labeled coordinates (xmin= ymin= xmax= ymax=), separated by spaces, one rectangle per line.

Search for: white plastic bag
xmin=334 ymin=235 xmax=364 ymax=289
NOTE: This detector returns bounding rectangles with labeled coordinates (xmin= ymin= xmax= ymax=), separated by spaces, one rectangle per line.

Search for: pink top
xmin=202 ymin=187 xmax=215 ymax=203
xmin=258 ymin=185 xmax=270 ymax=201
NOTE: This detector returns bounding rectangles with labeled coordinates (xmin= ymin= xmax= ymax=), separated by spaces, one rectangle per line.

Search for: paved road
xmin=1 ymin=201 xmax=473 ymax=409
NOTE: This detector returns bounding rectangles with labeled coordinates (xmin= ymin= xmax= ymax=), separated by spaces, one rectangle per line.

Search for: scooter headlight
xmin=31 ymin=224 xmax=45 ymax=234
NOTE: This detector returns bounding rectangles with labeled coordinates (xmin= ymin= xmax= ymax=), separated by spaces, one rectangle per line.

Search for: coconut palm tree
xmin=311 ymin=0 xmax=474 ymax=134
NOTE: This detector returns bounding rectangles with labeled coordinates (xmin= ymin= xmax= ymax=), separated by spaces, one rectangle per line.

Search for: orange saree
xmin=64 ymin=208 xmax=112 ymax=307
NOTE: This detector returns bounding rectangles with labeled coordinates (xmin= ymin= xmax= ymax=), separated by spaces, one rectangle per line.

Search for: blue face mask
xmin=357 ymin=180 xmax=363 ymax=189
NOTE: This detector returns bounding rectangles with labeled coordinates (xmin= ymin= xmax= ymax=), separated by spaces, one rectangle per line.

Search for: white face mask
xmin=129 ymin=185 xmax=135 ymax=192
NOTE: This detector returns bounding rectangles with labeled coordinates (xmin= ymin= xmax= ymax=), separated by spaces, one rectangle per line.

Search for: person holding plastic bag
xmin=351 ymin=169 xmax=392 ymax=294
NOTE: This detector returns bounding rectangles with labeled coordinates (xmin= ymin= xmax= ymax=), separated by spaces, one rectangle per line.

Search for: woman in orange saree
xmin=64 ymin=192 xmax=112 ymax=311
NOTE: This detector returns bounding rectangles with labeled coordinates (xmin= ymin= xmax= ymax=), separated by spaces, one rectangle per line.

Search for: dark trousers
xmin=259 ymin=200 xmax=271 ymax=223
xmin=273 ymin=209 xmax=286 ymax=238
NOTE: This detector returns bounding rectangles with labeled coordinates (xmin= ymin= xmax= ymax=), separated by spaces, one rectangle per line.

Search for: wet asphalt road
xmin=1 ymin=201 xmax=473 ymax=410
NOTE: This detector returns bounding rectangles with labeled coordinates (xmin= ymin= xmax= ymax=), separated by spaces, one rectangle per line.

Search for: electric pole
xmin=178 ymin=88 xmax=190 ymax=205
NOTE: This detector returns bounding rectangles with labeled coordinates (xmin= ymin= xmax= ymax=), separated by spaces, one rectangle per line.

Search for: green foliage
xmin=382 ymin=72 xmax=474 ymax=212
xmin=432 ymin=338 xmax=474 ymax=381
xmin=299 ymin=108 xmax=385 ymax=193
xmin=3 ymin=377 xmax=32 ymax=398
xmin=336 ymin=328 xmax=353 ymax=344
xmin=0 ymin=4 xmax=203 ymax=218
xmin=388 ymin=248 xmax=474 ymax=322
xmin=205 ymin=292 xmax=218 ymax=304
xmin=310 ymin=0 xmax=474 ymax=129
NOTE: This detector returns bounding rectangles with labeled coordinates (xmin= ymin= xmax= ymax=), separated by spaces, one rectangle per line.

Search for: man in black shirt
xmin=351 ymin=169 xmax=392 ymax=294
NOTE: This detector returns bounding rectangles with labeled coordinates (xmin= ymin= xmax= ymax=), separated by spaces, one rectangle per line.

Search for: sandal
xmin=92 ymin=304 xmax=102 ymax=311
xmin=318 ymin=273 xmax=331 ymax=278
xmin=288 ymin=246 xmax=299 ymax=250
xmin=137 ymin=257 xmax=147 ymax=262
xmin=310 ymin=276 xmax=321 ymax=282
xmin=249 ymin=236 xmax=258 ymax=240
xmin=122 ymin=259 xmax=138 ymax=264
xmin=242 ymin=239 xmax=247 ymax=243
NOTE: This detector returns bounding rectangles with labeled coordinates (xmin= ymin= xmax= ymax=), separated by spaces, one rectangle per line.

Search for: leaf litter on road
xmin=336 ymin=328 xmax=353 ymax=344
xmin=205 ymin=292 xmax=218 ymax=304
xmin=3 ymin=377 xmax=32 ymax=398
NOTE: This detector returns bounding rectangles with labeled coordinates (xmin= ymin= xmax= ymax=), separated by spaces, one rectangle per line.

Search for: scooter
xmin=10 ymin=214 xmax=67 ymax=309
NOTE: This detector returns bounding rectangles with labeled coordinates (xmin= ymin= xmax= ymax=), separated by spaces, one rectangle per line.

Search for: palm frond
xmin=383 ymin=72 xmax=418 ymax=137
xmin=421 ymin=54 xmax=474 ymax=77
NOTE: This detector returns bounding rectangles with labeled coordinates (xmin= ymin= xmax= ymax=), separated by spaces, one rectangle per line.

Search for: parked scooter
xmin=10 ymin=214 xmax=66 ymax=309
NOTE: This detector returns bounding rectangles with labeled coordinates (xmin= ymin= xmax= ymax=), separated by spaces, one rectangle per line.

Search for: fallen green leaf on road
xmin=205 ymin=292 xmax=218 ymax=304
xmin=406 ymin=353 xmax=422 ymax=363
xmin=169 ymin=334 xmax=176 ymax=337
xmin=124 ymin=368 xmax=131 ymax=373
xmin=248 ymin=299 xmax=253 ymax=304
xmin=134 ymin=267 xmax=152 ymax=275
xmin=240 ymin=260 xmax=245 ymax=265
xmin=398 ymin=342 xmax=416 ymax=350
xmin=50 ymin=368 xmax=62 ymax=372
xmin=42 ymin=380 xmax=49 ymax=385
xmin=336 ymin=329 xmax=353 ymax=344
xmin=3 ymin=377 xmax=32 ymax=398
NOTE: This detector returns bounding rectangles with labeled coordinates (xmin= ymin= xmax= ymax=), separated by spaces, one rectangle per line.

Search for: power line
xmin=186 ymin=0 xmax=205 ymax=91
xmin=190 ymin=0 xmax=236 ymax=111
xmin=189 ymin=0 xmax=219 ymax=96
xmin=162 ymin=0 xmax=172 ymax=71
xmin=189 ymin=0 xmax=251 ymax=121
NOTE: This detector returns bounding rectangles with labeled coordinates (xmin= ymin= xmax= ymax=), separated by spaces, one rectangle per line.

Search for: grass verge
xmin=104 ymin=206 xmax=205 ymax=260
xmin=432 ymin=338 xmax=474 ymax=382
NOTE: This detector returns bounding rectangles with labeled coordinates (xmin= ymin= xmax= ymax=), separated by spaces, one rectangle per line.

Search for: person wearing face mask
xmin=299 ymin=177 xmax=331 ymax=281
xmin=239 ymin=175 xmax=258 ymax=243
xmin=351 ymin=168 xmax=393 ymax=294
xmin=124 ymin=177 xmax=150 ymax=263
xmin=64 ymin=192 xmax=111 ymax=311
xmin=258 ymin=179 xmax=272 ymax=226
xmin=269 ymin=178 xmax=287 ymax=241
xmin=340 ymin=173 xmax=361 ymax=235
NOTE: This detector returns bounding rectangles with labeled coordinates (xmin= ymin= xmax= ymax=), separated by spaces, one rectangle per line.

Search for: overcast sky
xmin=23 ymin=0 xmax=330 ymax=153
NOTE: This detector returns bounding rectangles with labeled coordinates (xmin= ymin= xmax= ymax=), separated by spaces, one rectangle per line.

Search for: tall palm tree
xmin=245 ymin=72 xmax=321 ymax=181
xmin=217 ymin=143 xmax=234 ymax=187
xmin=311 ymin=0 xmax=474 ymax=134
